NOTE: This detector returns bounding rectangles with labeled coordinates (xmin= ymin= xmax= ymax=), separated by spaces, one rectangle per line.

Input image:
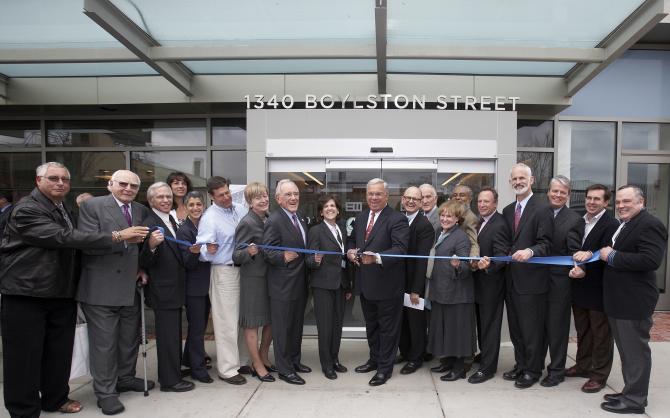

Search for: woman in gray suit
xmin=427 ymin=200 xmax=476 ymax=382
xmin=306 ymin=195 xmax=351 ymax=379
xmin=233 ymin=182 xmax=275 ymax=382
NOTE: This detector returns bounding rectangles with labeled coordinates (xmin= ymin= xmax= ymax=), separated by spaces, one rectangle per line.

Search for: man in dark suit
xmin=542 ymin=175 xmax=584 ymax=387
xmin=397 ymin=186 xmax=434 ymax=375
xmin=419 ymin=183 xmax=440 ymax=232
xmin=567 ymin=184 xmax=618 ymax=393
xmin=263 ymin=179 xmax=311 ymax=385
xmin=139 ymin=182 xmax=194 ymax=393
xmin=469 ymin=187 xmax=507 ymax=384
xmin=77 ymin=170 xmax=154 ymax=415
xmin=597 ymin=185 xmax=667 ymax=414
xmin=498 ymin=163 xmax=553 ymax=389
xmin=347 ymin=178 xmax=409 ymax=386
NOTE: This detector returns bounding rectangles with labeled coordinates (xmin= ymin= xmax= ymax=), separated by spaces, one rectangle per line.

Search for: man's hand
xmin=284 ymin=251 xmax=298 ymax=263
xmin=450 ymin=254 xmax=460 ymax=268
xmin=206 ymin=243 xmax=219 ymax=254
xmin=512 ymin=249 xmax=533 ymax=262
xmin=345 ymin=291 xmax=352 ymax=301
xmin=569 ymin=264 xmax=585 ymax=279
xmin=148 ymin=229 xmax=164 ymax=250
xmin=347 ymin=249 xmax=360 ymax=266
xmin=599 ymin=246 xmax=613 ymax=261
xmin=247 ymin=243 xmax=258 ymax=256
xmin=137 ymin=270 xmax=148 ymax=286
xmin=314 ymin=253 xmax=323 ymax=264
xmin=410 ymin=292 xmax=420 ymax=305
xmin=360 ymin=251 xmax=378 ymax=265
xmin=573 ymin=250 xmax=592 ymax=263
xmin=188 ymin=244 xmax=200 ymax=254
xmin=477 ymin=256 xmax=491 ymax=270
xmin=119 ymin=226 xmax=150 ymax=242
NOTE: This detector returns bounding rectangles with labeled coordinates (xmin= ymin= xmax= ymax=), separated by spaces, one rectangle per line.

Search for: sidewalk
xmin=4 ymin=337 xmax=667 ymax=418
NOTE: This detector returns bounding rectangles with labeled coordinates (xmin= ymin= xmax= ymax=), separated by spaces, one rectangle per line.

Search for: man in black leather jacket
xmin=0 ymin=162 xmax=147 ymax=418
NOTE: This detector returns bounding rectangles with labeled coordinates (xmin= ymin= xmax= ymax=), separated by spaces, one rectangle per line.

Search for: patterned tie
xmin=365 ymin=211 xmax=375 ymax=241
xmin=122 ymin=204 xmax=132 ymax=227
xmin=168 ymin=214 xmax=179 ymax=232
xmin=57 ymin=203 xmax=73 ymax=231
xmin=335 ymin=227 xmax=344 ymax=247
xmin=477 ymin=217 xmax=484 ymax=234
xmin=514 ymin=202 xmax=522 ymax=232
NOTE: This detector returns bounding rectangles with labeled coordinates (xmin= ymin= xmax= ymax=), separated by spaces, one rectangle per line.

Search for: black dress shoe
xmin=603 ymin=393 xmax=624 ymax=402
xmin=219 ymin=373 xmax=247 ymax=385
xmin=502 ymin=367 xmax=522 ymax=381
xmin=116 ymin=377 xmax=156 ymax=392
xmin=293 ymin=363 xmax=312 ymax=373
xmin=400 ymin=361 xmax=421 ymax=375
xmin=430 ymin=364 xmax=451 ymax=373
xmin=264 ymin=364 xmax=278 ymax=373
xmin=355 ymin=361 xmax=378 ymax=373
xmin=333 ymin=362 xmax=348 ymax=373
xmin=205 ymin=356 xmax=212 ymax=369
xmin=440 ymin=369 xmax=466 ymax=381
xmin=514 ymin=373 xmax=538 ymax=389
xmin=192 ymin=374 xmax=214 ymax=384
xmin=180 ymin=368 xmax=191 ymax=378
xmin=540 ymin=374 xmax=565 ymax=387
xmin=278 ymin=372 xmax=305 ymax=385
xmin=323 ymin=369 xmax=337 ymax=380
xmin=395 ymin=355 xmax=407 ymax=364
xmin=238 ymin=365 xmax=253 ymax=375
xmin=369 ymin=372 xmax=388 ymax=386
xmin=97 ymin=398 xmax=125 ymax=416
xmin=600 ymin=400 xmax=645 ymax=414
xmin=160 ymin=380 xmax=195 ymax=392
xmin=251 ymin=367 xmax=276 ymax=382
xmin=467 ymin=370 xmax=494 ymax=384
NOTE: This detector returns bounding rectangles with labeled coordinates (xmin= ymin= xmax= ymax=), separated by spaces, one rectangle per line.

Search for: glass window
xmin=0 ymin=153 xmax=42 ymax=196
xmin=558 ymin=121 xmax=616 ymax=211
xmin=131 ymin=151 xmax=207 ymax=194
xmin=212 ymin=119 xmax=246 ymax=148
xmin=437 ymin=172 xmax=495 ymax=215
xmin=622 ymin=123 xmax=670 ymax=151
xmin=517 ymin=120 xmax=554 ymax=147
xmin=0 ymin=121 xmax=41 ymax=147
xmin=517 ymin=151 xmax=553 ymax=195
xmin=47 ymin=120 xmax=206 ymax=147
xmin=46 ymin=151 xmax=125 ymax=190
xmin=212 ymin=151 xmax=247 ymax=186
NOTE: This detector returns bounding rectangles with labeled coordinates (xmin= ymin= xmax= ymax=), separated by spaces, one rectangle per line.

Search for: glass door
xmin=620 ymin=156 xmax=670 ymax=310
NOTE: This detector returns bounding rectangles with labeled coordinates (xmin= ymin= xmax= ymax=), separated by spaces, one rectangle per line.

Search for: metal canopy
xmin=0 ymin=0 xmax=667 ymax=102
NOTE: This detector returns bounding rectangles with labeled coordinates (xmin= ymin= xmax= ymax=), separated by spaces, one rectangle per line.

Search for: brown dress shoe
xmin=581 ymin=378 xmax=605 ymax=393
xmin=565 ymin=366 xmax=589 ymax=378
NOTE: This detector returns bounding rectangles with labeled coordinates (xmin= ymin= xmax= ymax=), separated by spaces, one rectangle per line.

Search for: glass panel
xmin=47 ymin=120 xmax=206 ymax=147
xmin=185 ymin=59 xmax=377 ymax=74
xmin=46 ymin=151 xmax=125 ymax=190
xmin=387 ymin=0 xmax=644 ymax=48
xmin=382 ymin=168 xmax=437 ymax=213
xmin=388 ymin=60 xmax=574 ymax=76
xmin=0 ymin=153 xmax=42 ymax=196
xmin=437 ymin=172 xmax=495 ymax=215
xmin=212 ymin=119 xmax=246 ymax=148
xmin=558 ymin=121 xmax=616 ymax=212
xmin=0 ymin=63 xmax=157 ymax=77
xmin=518 ymin=120 xmax=554 ymax=147
xmin=627 ymin=163 xmax=669 ymax=292
xmin=622 ymin=123 xmax=670 ymax=151
xmin=517 ymin=151 xmax=553 ymax=196
xmin=110 ymin=0 xmax=374 ymax=43
xmin=212 ymin=151 xmax=247 ymax=185
xmin=0 ymin=121 xmax=41 ymax=147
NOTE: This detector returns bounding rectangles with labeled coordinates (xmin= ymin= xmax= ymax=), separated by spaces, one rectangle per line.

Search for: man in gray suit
xmin=77 ymin=170 xmax=152 ymax=415
xmin=419 ymin=184 xmax=440 ymax=232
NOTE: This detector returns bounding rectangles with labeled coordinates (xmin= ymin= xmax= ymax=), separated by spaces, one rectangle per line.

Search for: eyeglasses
xmin=402 ymin=196 xmax=421 ymax=202
xmin=44 ymin=176 xmax=71 ymax=183
xmin=112 ymin=180 xmax=140 ymax=190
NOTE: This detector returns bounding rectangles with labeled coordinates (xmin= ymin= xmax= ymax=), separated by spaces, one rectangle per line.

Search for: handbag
xmin=69 ymin=306 xmax=90 ymax=380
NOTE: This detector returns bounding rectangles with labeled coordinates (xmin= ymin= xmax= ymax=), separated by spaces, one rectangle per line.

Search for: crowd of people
xmin=0 ymin=161 xmax=667 ymax=417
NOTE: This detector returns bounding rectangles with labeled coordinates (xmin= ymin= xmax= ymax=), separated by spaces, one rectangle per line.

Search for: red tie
xmin=514 ymin=202 xmax=522 ymax=232
xmin=365 ymin=211 xmax=375 ymax=241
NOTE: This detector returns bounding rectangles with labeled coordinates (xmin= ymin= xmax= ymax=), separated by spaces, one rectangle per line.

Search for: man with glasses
xmin=1 ymin=163 xmax=147 ymax=417
xmin=419 ymin=184 xmax=440 ymax=232
xmin=77 ymin=169 xmax=153 ymax=415
xmin=397 ymin=186 xmax=434 ymax=375
xmin=263 ymin=179 xmax=311 ymax=384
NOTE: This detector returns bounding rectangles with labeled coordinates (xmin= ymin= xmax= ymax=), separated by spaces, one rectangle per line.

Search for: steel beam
xmin=375 ymin=0 xmax=387 ymax=94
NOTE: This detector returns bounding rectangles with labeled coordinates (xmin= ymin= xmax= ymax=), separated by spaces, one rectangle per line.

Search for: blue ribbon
xmin=153 ymin=226 xmax=599 ymax=266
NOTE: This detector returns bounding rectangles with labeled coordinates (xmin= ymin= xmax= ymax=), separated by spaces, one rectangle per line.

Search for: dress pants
xmin=154 ymin=308 xmax=183 ymax=387
xmin=270 ymin=292 xmax=306 ymax=376
xmin=1 ymin=295 xmax=76 ymax=418
xmin=506 ymin=286 xmax=547 ymax=378
xmin=543 ymin=274 xmax=571 ymax=377
xmin=183 ymin=295 xmax=211 ymax=379
xmin=609 ymin=317 xmax=653 ymax=407
xmin=572 ymin=305 xmax=613 ymax=381
xmin=313 ymin=287 xmax=345 ymax=371
xmin=209 ymin=265 xmax=241 ymax=379
xmin=81 ymin=298 xmax=140 ymax=401
xmin=475 ymin=295 xmax=505 ymax=375
xmin=360 ymin=293 xmax=403 ymax=376
xmin=398 ymin=303 xmax=427 ymax=364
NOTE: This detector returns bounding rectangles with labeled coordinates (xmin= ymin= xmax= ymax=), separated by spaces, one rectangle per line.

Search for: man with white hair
xmin=77 ymin=169 xmax=153 ymax=415
xmin=419 ymin=183 xmax=440 ymax=232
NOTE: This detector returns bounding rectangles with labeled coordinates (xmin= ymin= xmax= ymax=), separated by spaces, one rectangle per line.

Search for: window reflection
xmin=517 ymin=151 xmax=553 ymax=196
xmin=517 ymin=120 xmax=554 ymax=147
xmin=0 ymin=153 xmax=42 ymax=195
xmin=212 ymin=119 xmax=246 ymax=147
xmin=0 ymin=121 xmax=41 ymax=147
xmin=131 ymin=150 xmax=206 ymax=187
xmin=212 ymin=151 xmax=247 ymax=185
xmin=46 ymin=151 xmax=125 ymax=189
xmin=438 ymin=172 xmax=495 ymax=215
xmin=622 ymin=123 xmax=670 ymax=151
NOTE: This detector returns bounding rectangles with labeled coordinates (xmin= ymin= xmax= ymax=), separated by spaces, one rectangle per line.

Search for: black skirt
xmin=427 ymin=301 xmax=476 ymax=358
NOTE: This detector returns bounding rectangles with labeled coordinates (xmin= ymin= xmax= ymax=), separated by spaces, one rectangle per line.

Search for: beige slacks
xmin=209 ymin=265 xmax=241 ymax=378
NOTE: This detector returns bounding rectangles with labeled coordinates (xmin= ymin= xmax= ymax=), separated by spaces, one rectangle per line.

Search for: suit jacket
xmin=263 ymin=209 xmax=308 ymax=301
xmin=347 ymin=205 xmax=409 ymax=300
xmin=548 ymin=206 xmax=584 ymax=300
xmin=474 ymin=211 xmax=507 ymax=304
xmin=306 ymin=220 xmax=350 ymax=290
xmin=233 ymin=210 xmax=268 ymax=280
xmin=139 ymin=211 xmax=186 ymax=309
xmin=603 ymin=209 xmax=668 ymax=319
xmin=461 ymin=206 xmax=481 ymax=257
xmin=498 ymin=193 xmax=554 ymax=295
xmin=406 ymin=213 xmax=434 ymax=296
xmin=425 ymin=208 xmax=440 ymax=232
xmin=176 ymin=217 xmax=211 ymax=297
xmin=77 ymin=194 xmax=149 ymax=306
xmin=429 ymin=227 xmax=473 ymax=305
xmin=571 ymin=210 xmax=619 ymax=311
